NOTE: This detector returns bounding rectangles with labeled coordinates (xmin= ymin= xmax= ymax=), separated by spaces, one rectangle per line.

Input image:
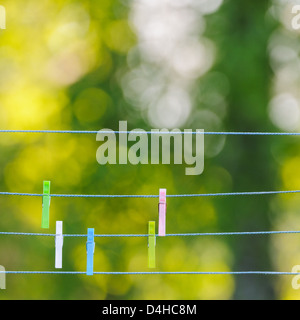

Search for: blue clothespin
xmin=86 ymin=228 xmax=95 ymax=276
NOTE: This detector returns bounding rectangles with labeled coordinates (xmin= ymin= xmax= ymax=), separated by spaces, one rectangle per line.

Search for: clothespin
xmin=41 ymin=181 xmax=51 ymax=229
xmin=158 ymin=188 xmax=167 ymax=236
xmin=86 ymin=228 xmax=95 ymax=276
xmin=55 ymin=221 xmax=63 ymax=269
xmin=148 ymin=221 xmax=156 ymax=268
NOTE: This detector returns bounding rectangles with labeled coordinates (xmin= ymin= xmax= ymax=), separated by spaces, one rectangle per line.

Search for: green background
xmin=0 ymin=0 xmax=300 ymax=300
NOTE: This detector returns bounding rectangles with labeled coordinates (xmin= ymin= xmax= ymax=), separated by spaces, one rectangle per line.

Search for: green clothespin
xmin=41 ymin=181 xmax=51 ymax=229
xmin=148 ymin=221 xmax=156 ymax=268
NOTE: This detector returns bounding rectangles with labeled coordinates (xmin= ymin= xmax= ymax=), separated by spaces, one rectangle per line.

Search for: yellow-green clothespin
xmin=41 ymin=181 xmax=51 ymax=229
xmin=148 ymin=221 xmax=156 ymax=268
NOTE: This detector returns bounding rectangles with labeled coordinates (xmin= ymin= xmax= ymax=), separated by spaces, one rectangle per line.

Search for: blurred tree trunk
xmin=215 ymin=0 xmax=277 ymax=299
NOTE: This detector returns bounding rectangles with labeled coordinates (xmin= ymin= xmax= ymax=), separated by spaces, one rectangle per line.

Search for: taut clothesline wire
xmin=0 ymin=230 xmax=300 ymax=237
xmin=1 ymin=130 xmax=300 ymax=135
xmin=0 ymin=271 xmax=299 ymax=275
xmin=0 ymin=189 xmax=300 ymax=198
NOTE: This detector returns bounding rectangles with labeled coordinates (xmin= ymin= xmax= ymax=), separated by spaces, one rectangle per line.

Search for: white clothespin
xmin=55 ymin=221 xmax=63 ymax=269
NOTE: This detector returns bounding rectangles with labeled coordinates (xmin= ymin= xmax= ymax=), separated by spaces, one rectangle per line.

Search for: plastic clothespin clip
xmin=158 ymin=188 xmax=167 ymax=236
xmin=148 ymin=221 xmax=156 ymax=268
xmin=86 ymin=228 xmax=95 ymax=276
xmin=55 ymin=221 xmax=63 ymax=269
xmin=41 ymin=181 xmax=51 ymax=229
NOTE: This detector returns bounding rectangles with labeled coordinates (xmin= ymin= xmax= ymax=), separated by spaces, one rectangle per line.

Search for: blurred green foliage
xmin=0 ymin=0 xmax=300 ymax=300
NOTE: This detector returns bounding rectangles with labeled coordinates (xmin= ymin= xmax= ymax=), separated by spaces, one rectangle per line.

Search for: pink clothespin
xmin=158 ymin=188 xmax=167 ymax=236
